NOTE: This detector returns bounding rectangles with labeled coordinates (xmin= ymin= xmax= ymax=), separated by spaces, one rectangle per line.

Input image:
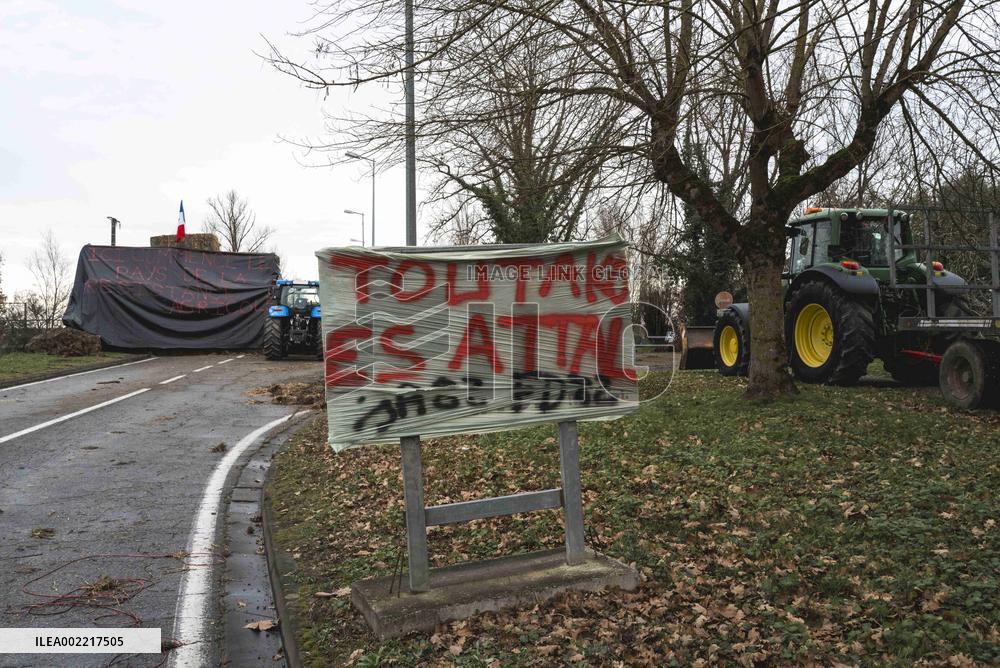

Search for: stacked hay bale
xmin=149 ymin=233 xmax=221 ymax=251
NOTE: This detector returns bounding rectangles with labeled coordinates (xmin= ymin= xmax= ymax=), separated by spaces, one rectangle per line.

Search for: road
xmin=0 ymin=353 xmax=322 ymax=667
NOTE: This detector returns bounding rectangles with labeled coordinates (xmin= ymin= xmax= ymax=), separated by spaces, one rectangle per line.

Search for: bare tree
xmin=427 ymin=78 xmax=623 ymax=242
xmin=203 ymin=190 xmax=273 ymax=253
xmin=267 ymin=0 xmax=1000 ymax=397
xmin=268 ymin=9 xmax=636 ymax=246
xmin=27 ymin=229 xmax=72 ymax=328
xmin=420 ymin=15 xmax=631 ymax=243
xmin=436 ymin=204 xmax=491 ymax=245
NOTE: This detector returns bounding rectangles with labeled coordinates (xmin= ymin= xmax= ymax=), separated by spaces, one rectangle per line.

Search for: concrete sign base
xmin=350 ymin=548 xmax=638 ymax=639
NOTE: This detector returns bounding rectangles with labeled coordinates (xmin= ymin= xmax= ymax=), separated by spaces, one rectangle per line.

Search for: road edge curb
xmin=260 ymin=419 xmax=314 ymax=668
xmin=0 ymin=353 xmax=151 ymax=389
xmin=216 ymin=410 xmax=313 ymax=668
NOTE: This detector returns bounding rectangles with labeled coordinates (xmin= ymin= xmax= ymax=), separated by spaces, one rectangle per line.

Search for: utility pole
xmin=346 ymin=152 xmax=376 ymax=246
xmin=404 ymin=0 xmax=416 ymax=247
xmin=107 ymin=217 xmax=121 ymax=246
xmin=401 ymin=0 xmax=425 ymax=593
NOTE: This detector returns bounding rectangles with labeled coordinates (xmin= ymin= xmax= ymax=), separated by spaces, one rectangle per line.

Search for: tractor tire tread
xmin=714 ymin=310 xmax=750 ymax=377
xmin=831 ymin=289 xmax=876 ymax=385
xmin=263 ymin=318 xmax=285 ymax=360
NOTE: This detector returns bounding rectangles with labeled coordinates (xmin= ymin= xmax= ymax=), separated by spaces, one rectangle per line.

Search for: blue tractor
xmin=263 ymin=280 xmax=323 ymax=360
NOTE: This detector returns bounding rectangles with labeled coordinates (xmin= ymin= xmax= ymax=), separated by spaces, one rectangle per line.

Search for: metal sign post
xmin=398 ymin=420 xmax=587 ymax=593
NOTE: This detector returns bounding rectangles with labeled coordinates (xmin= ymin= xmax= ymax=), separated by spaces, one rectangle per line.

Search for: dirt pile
xmin=252 ymin=382 xmax=325 ymax=408
xmin=25 ymin=328 xmax=102 ymax=357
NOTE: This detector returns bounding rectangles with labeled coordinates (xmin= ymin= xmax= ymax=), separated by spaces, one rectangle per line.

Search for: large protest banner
xmin=63 ymin=245 xmax=279 ymax=349
xmin=316 ymin=236 xmax=639 ymax=451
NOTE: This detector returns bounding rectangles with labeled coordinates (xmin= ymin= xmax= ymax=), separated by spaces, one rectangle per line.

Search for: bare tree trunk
xmin=741 ymin=229 xmax=797 ymax=398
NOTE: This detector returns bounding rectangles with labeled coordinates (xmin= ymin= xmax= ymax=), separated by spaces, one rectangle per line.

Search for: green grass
xmin=0 ymin=351 xmax=133 ymax=383
xmin=267 ymin=371 xmax=1000 ymax=667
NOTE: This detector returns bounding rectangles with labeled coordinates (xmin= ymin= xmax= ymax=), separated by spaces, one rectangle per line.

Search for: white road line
xmin=192 ymin=365 xmax=213 ymax=373
xmin=170 ymin=411 xmax=301 ymax=668
xmin=235 ymin=354 xmax=245 ymax=359
xmin=216 ymin=358 xmax=234 ymax=365
xmin=0 ymin=357 xmax=157 ymax=393
xmin=159 ymin=375 xmax=187 ymax=385
xmin=0 ymin=388 xmax=151 ymax=445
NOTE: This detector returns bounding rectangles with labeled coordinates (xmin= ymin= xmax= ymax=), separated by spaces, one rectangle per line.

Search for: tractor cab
xmin=274 ymin=282 xmax=321 ymax=315
xmin=787 ymin=208 xmax=914 ymax=276
xmin=264 ymin=279 xmax=323 ymax=360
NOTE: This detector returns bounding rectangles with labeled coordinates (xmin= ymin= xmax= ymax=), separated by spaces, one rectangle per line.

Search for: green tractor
xmin=714 ymin=207 xmax=1000 ymax=408
xmin=264 ymin=279 xmax=323 ymax=360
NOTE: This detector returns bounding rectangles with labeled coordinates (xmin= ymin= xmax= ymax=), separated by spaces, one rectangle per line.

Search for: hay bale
xmin=25 ymin=328 xmax=103 ymax=357
xmin=149 ymin=233 xmax=221 ymax=252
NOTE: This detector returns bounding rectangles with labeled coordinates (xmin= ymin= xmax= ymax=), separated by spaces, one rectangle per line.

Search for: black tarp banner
xmin=63 ymin=245 xmax=279 ymax=349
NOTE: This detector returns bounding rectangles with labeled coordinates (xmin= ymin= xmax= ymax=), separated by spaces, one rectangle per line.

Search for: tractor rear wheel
xmin=785 ymin=281 xmax=875 ymax=385
xmin=939 ymin=339 xmax=999 ymax=409
xmin=263 ymin=318 xmax=285 ymax=360
xmin=714 ymin=310 xmax=750 ymax=376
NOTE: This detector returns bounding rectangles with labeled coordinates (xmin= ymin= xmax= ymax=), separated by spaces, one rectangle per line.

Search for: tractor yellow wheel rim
xmin=719 ymin=326 xmax=740 ymax=367
xmin=794 ymin=304 xmax=834 ymax=368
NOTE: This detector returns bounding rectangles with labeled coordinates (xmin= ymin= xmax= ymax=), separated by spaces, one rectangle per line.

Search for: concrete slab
xmin=230 ymin=488 xmax=261 ymax=503
xmin=351 ymin=548 xmax=638 ymax=639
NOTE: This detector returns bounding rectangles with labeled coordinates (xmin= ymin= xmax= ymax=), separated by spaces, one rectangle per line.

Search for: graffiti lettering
xmin=317 ymin=239 xmax=639 ymax=448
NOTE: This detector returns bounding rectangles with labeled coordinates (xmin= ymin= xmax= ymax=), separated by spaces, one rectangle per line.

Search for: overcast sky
xmin=0 ymin=0 xmax=419 ymax=296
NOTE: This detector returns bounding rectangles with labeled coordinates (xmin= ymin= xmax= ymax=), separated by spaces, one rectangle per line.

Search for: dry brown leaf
xmin=244 ymin=619 xmax=278 ymax=632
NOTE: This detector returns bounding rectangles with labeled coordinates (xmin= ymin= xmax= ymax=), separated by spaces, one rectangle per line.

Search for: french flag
xmin=176 ymin=200 xmax=186 ymax=243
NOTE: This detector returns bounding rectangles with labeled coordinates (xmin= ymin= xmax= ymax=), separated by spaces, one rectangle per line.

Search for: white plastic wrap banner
xmin=316 ymin=236 xmax=639 ymax=451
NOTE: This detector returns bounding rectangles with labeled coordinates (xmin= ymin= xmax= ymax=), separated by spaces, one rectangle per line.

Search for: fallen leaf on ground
xmin=244 ymin=620 xmax=278 ymax=632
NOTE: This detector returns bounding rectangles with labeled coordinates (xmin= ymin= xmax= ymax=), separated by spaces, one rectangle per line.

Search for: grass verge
xmin=0 ymin=351 xmax=135 ymax=384
xmin=268 ymin=371 xmax=999 ymax=667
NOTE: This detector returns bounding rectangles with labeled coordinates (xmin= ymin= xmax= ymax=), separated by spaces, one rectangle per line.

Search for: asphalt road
xmin=0 ymin=353 xmax=322 ymax=667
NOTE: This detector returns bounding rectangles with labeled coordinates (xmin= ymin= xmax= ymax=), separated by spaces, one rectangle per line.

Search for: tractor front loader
xmin=713 ymin=207 xmax=1000 ymax=409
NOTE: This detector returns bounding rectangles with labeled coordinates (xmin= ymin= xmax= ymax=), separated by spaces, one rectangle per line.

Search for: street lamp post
xmin=346 ymin=151 xmax=376 ymax=246
xmin=344 ymin=209 xmax=365 ymax=247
